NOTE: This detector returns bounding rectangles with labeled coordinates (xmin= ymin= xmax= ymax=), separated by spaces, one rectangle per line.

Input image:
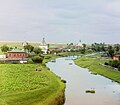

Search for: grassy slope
xmin=74 ymin=55 xmax=120 ymax=83
xmin=0 ymin=64 xmax=65 ymax=105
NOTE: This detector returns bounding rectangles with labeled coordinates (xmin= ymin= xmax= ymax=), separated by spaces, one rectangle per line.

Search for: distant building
xmin=112 ymin=54 xmax=120 ymax=60
xmin=39 ymin=38 xmax=48 ymax=54
xmin=0 ymin=49 xmax=28 ymax=63
xmin=0 ymin=54 xmax=6 ymax=59
xmin=48 ymin=44 xmax=66 ymax=53
xmin=6 ymin=49 xmax=27 ymax=59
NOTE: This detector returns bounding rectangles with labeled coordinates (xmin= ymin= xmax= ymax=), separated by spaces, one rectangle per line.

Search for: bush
xmin=108 ymin=60 xmax=120 ymax=68
xmin=27 ymin=59 xmax=34 ymax=64
xmin=112 ymin=60 xmax=119 ymax=68
xmin=104 ymin=62 xmax=109 ymax=65
xmin=61 ymin=79 xmax=66 ymax=83
xmin=118 ymin=65 xmax=120 ymax=71
xmin=32 ymin=55 xmax=43 ymax=63
xmin=44 ymin=56 xmax=51 ymax=59
xmin=108 ymin=60 xmax=112 ymax=66
xmin=85 ymin=90 xmax=95 ymax=93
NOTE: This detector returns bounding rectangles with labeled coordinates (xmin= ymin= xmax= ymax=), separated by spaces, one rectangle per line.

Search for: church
xmin=39 ymin=38 xmax=48 ymax=54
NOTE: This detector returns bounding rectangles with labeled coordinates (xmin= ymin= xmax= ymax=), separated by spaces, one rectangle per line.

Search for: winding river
xmin=46 ymin=57 xmax=120 ymax=105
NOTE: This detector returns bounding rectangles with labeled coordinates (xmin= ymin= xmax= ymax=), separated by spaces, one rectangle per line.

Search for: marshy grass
xmin=74 ymin=55 xmax=120 ymax=83
xmin=85 ymin=90 xmax=95 ymax=93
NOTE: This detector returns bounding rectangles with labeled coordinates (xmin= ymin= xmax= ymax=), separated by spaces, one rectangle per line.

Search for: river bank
xmin=74 ymin=55 xmax=120 ymax=83
xmin=47 ymin=57 xmax=120 ymax=105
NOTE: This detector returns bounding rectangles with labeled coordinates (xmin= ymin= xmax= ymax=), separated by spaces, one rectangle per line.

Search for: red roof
xmin=113 ymin=54 xmax=120 ymax=57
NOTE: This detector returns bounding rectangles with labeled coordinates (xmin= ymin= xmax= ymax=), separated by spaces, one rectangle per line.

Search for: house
xmin=112 ymin=54 xmax=120 ymax=60
xmin=0 ymin=49 xmax=28 ymax=63
xmin=48 ymin=44 xmax=67 ymax=53
xmin=6 ymin=49 xmax=27 ymax=59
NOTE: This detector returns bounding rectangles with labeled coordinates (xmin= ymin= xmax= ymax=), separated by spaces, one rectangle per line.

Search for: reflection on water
xmin=46 ymin=57 xmax=120 ymax=105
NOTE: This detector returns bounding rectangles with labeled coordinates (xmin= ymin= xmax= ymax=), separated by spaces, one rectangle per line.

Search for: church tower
xmin=42 ymin=37 xmax=46 ymax=45
xmin=39 ymin=37 xmax=48 ymax=54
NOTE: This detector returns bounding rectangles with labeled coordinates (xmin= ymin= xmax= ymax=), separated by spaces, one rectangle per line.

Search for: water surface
xmin=46 ymin=57 xmax=120 ymax=105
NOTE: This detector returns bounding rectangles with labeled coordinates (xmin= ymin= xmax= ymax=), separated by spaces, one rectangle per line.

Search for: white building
xmin=0 ymin=54 xmax=6 ymax=59
xmin=39 ymin=38 xmax=48 ymax=54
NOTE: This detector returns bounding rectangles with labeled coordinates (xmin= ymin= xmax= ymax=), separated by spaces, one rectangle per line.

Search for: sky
xmin=0 ymin=0 xmax=120 ymax=44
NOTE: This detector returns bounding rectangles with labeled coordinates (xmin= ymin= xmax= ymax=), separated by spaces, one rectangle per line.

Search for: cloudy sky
xmin=0 ymin=0 xmax=120 ymax=44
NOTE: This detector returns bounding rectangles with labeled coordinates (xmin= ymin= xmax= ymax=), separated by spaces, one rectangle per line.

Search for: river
xmin=46 ymin=57 xmax=120 ymax=105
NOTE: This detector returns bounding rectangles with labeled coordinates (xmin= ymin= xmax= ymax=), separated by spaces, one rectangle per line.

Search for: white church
xmin=39 ymin=38 xmax=48 ymax=54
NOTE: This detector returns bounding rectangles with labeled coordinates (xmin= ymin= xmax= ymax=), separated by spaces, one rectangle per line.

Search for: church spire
xmin=42 ymin=37 xmax=46 ymax=45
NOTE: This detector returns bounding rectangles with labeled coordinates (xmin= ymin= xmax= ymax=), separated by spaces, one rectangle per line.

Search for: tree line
xmin=81 ymin=43 xmax=120 ymax=57
xmin=0 ymin=43 xmax=43 ymax=55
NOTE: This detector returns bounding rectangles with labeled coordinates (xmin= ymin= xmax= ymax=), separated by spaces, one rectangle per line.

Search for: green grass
xmin=0 ymin=64 xmax=65 ymax=105
xmin=58 ymin=52 xmax=81 ymax=57
xmin=74 ymin=56 xmax=120 ymax=83
xmin=43 ymin=54 xmax=59 ymax=64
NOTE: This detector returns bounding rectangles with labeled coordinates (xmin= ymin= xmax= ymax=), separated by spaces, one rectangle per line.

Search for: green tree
xmin=32 ymin=55 xmax=43 ymax=63
xmin=114 ymin=44 xmax=120 ymax=53
xmin=24 ymin=44 xmax=34 ymax=53
xmin=91 ymin=43 xmax=106 ymax=52
xmin=33 ymin=47 xmax=42 ymax=55
xmin=1 ymin=45 xmax=9 ymax=52
xmin=107 ymin=45 xmax=114 ymax=57
xmin=82 ymin=43 xmax=86 ymax=54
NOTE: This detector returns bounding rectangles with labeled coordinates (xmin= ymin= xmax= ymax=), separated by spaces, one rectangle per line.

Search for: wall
xmin=6 ymin=52 xmax=27 ymax=58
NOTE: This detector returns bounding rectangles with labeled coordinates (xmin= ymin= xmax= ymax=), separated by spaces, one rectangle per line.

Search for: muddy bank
xmin=48 ymin=89 xmax=65 ymax=105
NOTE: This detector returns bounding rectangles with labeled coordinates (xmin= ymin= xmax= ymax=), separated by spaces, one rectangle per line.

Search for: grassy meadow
xmin=74 ymin=55 xmax=120 ymax=83
xmin=0 ymin=63 xmax=65 ymax=105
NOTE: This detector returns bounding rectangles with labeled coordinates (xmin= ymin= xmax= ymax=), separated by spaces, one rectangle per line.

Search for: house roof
xmin=49 ymin=44 xmax=67 ymax=49
xmin=113 ymin=54 xmax=120 ymax=57
xmin=7 ymin=49 xmax=26 ymax=53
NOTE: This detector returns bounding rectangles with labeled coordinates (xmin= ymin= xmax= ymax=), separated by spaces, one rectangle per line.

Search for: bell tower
xmin=42 ymin=37 xmax=46 ymax=45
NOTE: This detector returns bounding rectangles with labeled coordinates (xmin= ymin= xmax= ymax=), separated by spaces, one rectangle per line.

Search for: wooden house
xmin=112 ymin=54 xmax=120 ymax=60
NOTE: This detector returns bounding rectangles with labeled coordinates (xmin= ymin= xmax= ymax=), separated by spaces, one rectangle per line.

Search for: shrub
xmin=44 ymin=56 xmax=51 ymax=59
xmin=104 ymin=62 xmax=108 ymax=65
xmin=108 ymin=60 xmax=112 ymax=66
xmin=27 ymin=59 xmax=34 ymax=64
xmin=118 ymin=65 xmax=120 ymax=71
xmin=112 ymin=60 xmax=119 ymax=68
xmin=61 ymin=79 xmax=66 ymax=83
xmin=32 ymin=55 xmax=43 ymax=63
xmin=85 ymin=90 xmax=95 ymax=93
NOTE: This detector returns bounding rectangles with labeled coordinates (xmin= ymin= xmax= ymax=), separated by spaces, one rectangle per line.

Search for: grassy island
xmin=74 ymin=55 xmax=120 ymax=83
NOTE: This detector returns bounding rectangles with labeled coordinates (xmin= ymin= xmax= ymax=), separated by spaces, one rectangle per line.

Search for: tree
xmin=1 ymin=45 xmax=9 ymax=52
xmin=107 ymin=45 xmax=114 ymax=57
xmin=91 ymin=43 xmax=106 ymax=52
xmin=24 ymin=44 xmax=34 ymax=53
xmin=82 ymin=43 xmax=86 ymax=54
xmin=32 ymin=55 xmax=43 ymax=63
xmin=33 ymin=47 xmax=42 ymax=55
xmin=114 ymin=44 xmax=120 ymax=53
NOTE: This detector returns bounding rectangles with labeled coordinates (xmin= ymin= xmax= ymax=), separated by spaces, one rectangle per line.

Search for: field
xmin=74 ymin=55 xmax=120 ymax=83
xmin=0 ymin=64 xmax=65 ymax=105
